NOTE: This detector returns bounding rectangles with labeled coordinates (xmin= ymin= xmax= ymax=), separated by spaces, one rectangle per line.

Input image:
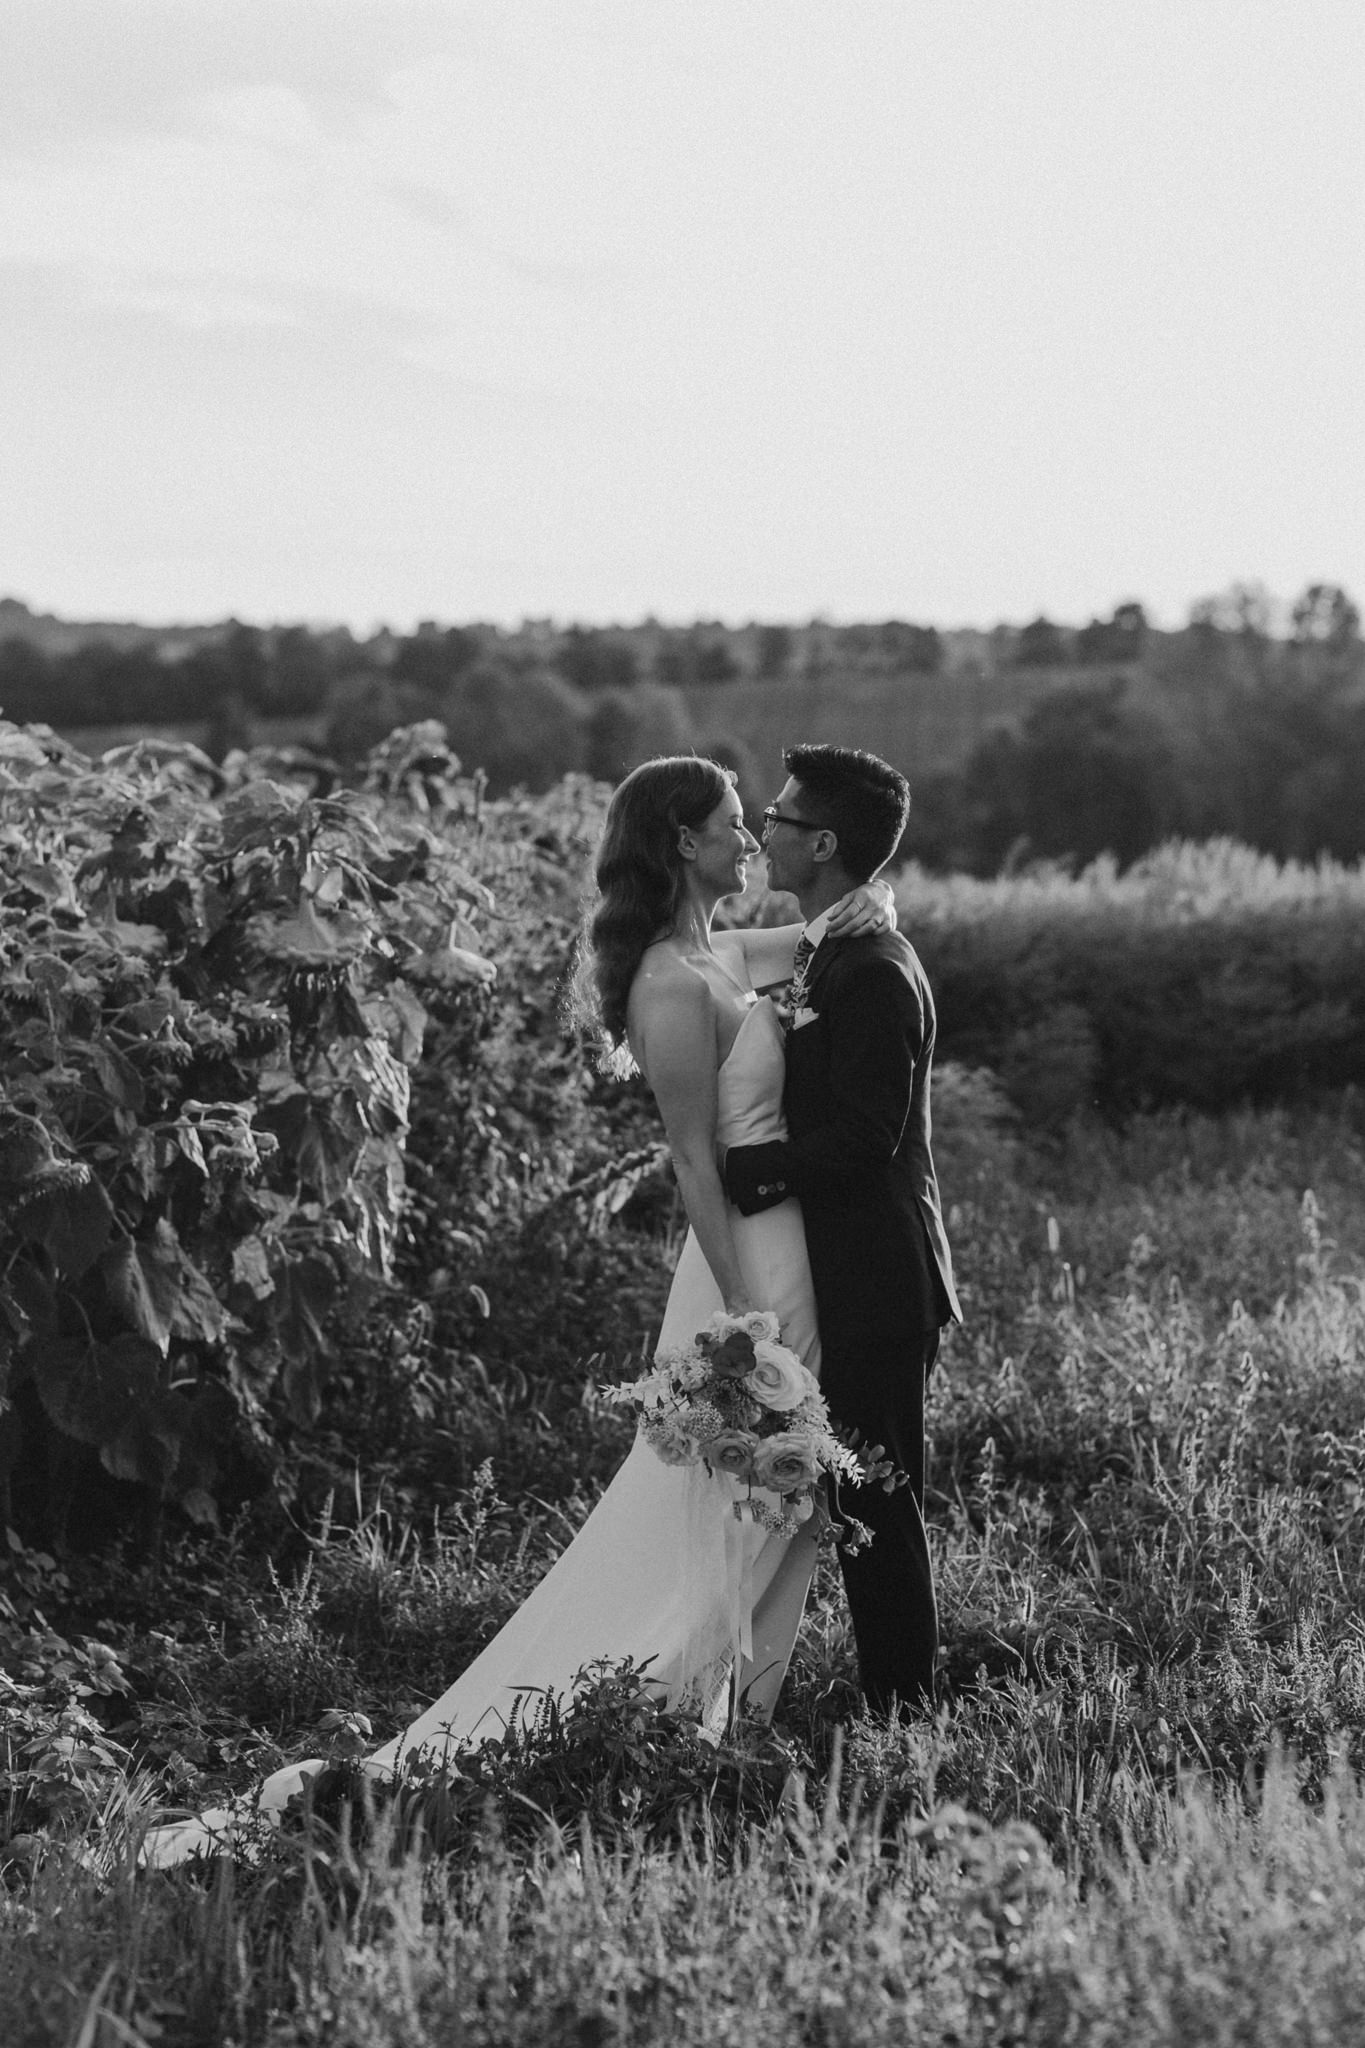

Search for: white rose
xmin=745 ymin=1339 xmax=813 ymax=1412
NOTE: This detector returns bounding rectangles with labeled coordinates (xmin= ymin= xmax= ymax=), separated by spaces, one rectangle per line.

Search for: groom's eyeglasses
xmin=761 ymin=807 xmax=825 ymax=837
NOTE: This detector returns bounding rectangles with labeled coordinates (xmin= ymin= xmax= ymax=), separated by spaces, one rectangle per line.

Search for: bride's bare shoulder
xmin=627 ymin=942 xmax=706 ymax=1017
xmin=625 ymin=945 xmax=713 ymax=1072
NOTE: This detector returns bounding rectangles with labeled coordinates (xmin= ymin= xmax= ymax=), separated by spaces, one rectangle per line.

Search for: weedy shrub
xmin=359 ymin=772 xmax=674 ymax=1508
xmin=0 ymin=1532 xmax=134 ymax=1845
xmin=0 ymin=720 xmax=497 ymax=1543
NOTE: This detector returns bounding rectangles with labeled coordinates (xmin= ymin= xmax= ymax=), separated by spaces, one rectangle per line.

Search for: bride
xmin=142 ymin=756 xmax=890 ymax=1865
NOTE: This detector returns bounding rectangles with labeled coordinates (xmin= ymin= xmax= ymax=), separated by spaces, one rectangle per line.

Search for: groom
xmin=724 ymin=744 xmax=961 ymax=1715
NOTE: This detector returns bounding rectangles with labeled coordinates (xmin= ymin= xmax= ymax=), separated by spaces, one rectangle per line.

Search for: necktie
xmin=788 ymin=932 xmax=816 ymax=1019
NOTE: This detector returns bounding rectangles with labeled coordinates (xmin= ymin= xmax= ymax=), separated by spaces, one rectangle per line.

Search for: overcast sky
xmin=2 ymin=0 xmax=1362 ymax=632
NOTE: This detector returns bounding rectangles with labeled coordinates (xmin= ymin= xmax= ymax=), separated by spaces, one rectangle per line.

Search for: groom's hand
xmin=723 ymin=1140 xmax=793 ymax=1216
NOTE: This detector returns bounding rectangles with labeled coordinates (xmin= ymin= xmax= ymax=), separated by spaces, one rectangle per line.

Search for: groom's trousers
xmin=822 ymin=1324 xmax=940 ymax=1717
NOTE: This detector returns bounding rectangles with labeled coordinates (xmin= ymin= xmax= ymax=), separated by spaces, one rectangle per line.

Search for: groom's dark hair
xmin=783 ymin=744 xmax=910 ymax=882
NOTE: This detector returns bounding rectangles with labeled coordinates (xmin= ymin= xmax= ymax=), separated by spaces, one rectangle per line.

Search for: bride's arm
xmin=722 ymin=877 xmax=898 ymax=988
xmin=631 ymin=972 xmax=755 ymax=1314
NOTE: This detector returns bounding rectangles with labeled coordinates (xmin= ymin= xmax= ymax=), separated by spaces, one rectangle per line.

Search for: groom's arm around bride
xmin=724 ymin=744 xmax=961 ymax=1718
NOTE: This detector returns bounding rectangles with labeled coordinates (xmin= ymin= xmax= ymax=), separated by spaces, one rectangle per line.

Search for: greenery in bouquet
xmin=604 ymin=1310 xmax=889 ymax=1545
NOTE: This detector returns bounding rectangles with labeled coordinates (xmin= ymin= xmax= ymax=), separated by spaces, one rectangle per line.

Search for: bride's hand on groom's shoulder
xmin=826 ymin=878 xmax=897 ymax=937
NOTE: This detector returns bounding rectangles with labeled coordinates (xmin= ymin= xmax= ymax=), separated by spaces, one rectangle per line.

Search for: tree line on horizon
xmin=907 ymin=581 xmax=1365 ymax=873
xmin=0 ymin=580 xmax=1360 ymax=872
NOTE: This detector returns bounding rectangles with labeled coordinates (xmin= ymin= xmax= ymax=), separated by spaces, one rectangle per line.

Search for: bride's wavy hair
xmin=570 ymin=755 xmax=735 ymax=1073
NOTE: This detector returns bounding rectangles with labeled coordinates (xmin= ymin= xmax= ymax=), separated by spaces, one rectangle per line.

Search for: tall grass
xmin=10 ymin=1748 xmax=1365 ymax=2047
xmin=900 ymin=836 xmax=1365 ymax=924
xmin=9 ymin=1095 xmax=1365 ymax=2042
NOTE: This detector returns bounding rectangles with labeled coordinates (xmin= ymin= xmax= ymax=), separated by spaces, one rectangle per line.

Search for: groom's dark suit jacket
xmin=724 ymin=927 xmax=960 ymax=1712
xmin=725 ymin=928 xmax=960 ymax=1344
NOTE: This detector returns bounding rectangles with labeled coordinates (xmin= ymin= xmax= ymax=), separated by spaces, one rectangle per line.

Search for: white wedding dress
xmin=142 ymin=996 xmax=819 ymax=1867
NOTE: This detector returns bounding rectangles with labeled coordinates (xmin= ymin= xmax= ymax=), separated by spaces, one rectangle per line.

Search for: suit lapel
xmin=784 ymin=937 xmax=842 ymax=1096
xmin=801 ymin=931 xmax=847 ymax=1002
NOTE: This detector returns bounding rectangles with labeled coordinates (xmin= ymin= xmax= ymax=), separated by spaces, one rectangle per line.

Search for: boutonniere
xmin=770 ymin=985 xmax=819 ymax=1036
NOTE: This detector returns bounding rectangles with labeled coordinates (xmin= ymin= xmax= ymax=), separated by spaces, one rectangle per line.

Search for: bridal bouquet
xmin=603 ymin=1310 xmax=869 ymax=1542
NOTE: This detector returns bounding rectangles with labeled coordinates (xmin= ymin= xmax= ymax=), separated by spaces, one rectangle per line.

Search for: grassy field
xmin=7 ymin=1088 xmax=1365 ymax=2045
